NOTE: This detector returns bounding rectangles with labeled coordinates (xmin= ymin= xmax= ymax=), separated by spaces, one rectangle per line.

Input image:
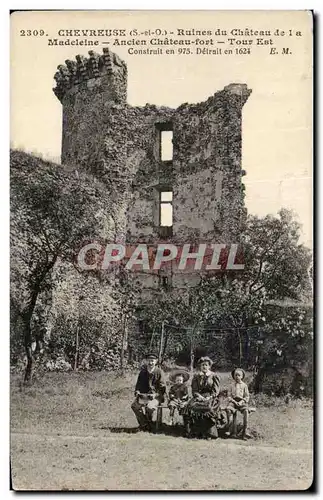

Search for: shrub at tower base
xmin=134 ymin=209 xmax=312 ymax=396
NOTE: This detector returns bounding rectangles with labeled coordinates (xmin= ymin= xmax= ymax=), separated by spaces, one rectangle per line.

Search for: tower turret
xmin=53 ymin=48 xmax=128 ymax=166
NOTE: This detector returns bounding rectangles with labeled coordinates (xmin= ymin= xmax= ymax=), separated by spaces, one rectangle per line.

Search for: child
xmin=167 ymin=369 xmax=190 ymax=425
xmin=225 ymin=368 xmax=251 ymax=440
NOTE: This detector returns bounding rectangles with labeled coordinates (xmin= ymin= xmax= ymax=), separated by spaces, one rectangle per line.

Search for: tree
xmin=251 ymin=301 xmax=313 ymax=396
xmin=138 ymin=209 xmax=312 ymax=371
xmin=10 ymin=150 xmax=110 ymax=382
xmin=47 ymin=266 xmax=122 ymax=372
xmin=110 ymin=265 xmax=142 ymax=374
xmin=242 ymin=208 xmax=312 ymax=301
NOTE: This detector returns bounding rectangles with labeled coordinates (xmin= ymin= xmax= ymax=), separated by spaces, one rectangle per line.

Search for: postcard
xmin=10 ymin=10 xmax=313 ymax=491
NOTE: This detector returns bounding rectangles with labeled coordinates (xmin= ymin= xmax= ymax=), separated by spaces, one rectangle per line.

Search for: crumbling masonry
xmin=53 ymin=48 xmax=251 ymax=290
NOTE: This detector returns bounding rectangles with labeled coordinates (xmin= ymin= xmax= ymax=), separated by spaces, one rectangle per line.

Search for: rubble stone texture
xmin=53 ymin=48 xmax=252 ymax=289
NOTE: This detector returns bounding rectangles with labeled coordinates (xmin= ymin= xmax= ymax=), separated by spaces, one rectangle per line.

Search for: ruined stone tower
xmin=53 ymin=48 xmax=252 ymax=289
xmin=54 ymin=48 xmax=128 ymax=166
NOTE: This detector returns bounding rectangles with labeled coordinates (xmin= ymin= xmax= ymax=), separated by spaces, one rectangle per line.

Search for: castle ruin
xmin=53 ymin=48 xmax=251 ymax=290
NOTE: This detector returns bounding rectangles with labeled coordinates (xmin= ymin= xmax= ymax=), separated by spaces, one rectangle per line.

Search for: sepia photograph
xmin=10 ymin=10 xmax=313 ymax=491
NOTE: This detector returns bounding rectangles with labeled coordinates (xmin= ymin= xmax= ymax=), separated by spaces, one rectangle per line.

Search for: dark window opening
xmin=138 ymin=320 xmax=144 ymax=334
xmin=138 ymin=319 xmax=150 ymax=335
xmin=158 ymin=275 xmax=171 ymax=290
xmin=159 ymin=226 xmax=173 ymax=238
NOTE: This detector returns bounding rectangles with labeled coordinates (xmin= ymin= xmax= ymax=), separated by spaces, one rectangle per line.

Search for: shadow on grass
xmin=103 ymin=426 xmax=140 ymax=434
xmin=105 ymin=423 xmax=187 ymax=437
xmin=103 ymin=423 xmax=259 ymax=440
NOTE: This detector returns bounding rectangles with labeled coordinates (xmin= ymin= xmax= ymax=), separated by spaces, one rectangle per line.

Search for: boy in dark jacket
xmin=131 ymin=353 xmax=166 ymax=431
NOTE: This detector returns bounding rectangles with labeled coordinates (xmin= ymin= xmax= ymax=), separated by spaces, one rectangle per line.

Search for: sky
xmin=10 ymin=10 xmax=313 ymax=247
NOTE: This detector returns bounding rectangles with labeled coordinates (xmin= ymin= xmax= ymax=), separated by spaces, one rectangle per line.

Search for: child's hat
xmin=169 ymin=368 xmax=190 ymax=383
xmin=197 ymin=356 xmax=213 ymax=366
xmin=231 ymin=367 xmax=246 ymax=380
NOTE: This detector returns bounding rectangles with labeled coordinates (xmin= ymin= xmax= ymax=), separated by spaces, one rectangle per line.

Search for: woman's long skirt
xmin=183 ymin=396 xmax=221 ymax=438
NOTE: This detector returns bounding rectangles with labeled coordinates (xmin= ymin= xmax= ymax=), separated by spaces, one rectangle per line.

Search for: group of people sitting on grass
xmin=131 ymin=353 xmax=255 ymax=440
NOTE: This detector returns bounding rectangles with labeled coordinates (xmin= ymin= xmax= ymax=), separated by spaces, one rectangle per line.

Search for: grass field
xmin=10 ymin=370 xmax=313 ymax=491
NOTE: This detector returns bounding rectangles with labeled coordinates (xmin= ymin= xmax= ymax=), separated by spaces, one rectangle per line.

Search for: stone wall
xmin=53 ymin=48 xmax=251 ymax=291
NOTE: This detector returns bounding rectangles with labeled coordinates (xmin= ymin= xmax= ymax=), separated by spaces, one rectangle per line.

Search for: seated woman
xmin=183 ymin=356 xmax=221 ymax=439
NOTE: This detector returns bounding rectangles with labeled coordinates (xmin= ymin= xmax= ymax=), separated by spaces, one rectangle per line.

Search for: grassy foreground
xmin=10 ymin=371 xmax=313 ymax=491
